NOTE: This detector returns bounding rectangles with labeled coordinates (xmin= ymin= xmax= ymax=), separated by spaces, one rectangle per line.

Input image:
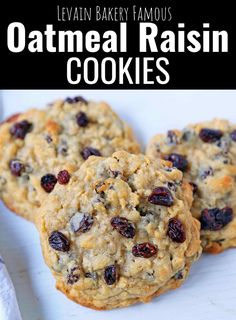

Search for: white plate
xmin=0 ymin=90 xmax=236 ymax=320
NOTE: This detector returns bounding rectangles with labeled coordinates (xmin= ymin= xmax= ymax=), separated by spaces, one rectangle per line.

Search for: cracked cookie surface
xmin=37 ymin=151 xmax=201 ymax=310
xmin=0 ymin=97 xmax=140 ymax=221
xmin=147 ymin=119 xmax=236 ymax=253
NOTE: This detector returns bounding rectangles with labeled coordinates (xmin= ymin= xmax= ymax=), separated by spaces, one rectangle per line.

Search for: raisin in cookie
xmin=147 ymin=119 xmax=236 ymax=253
xmin=0 ymin=97 xmax=140 ymax=221
xmin=37 ymin=151 xmax=201 ymax=310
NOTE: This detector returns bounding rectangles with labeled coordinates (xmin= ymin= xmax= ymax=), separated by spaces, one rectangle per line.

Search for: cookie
xmin=0 ymin=97 xmax=140 ymax=221
xmin=147 ymin=119 xmax=236 ymax=253
xmin=37 ymin=151 xmax=201 ymax=310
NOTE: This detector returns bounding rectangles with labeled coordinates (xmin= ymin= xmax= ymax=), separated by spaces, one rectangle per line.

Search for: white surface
xmin=0 ymin=255 xmax=22 ymax=320
xmin=0 ymin=90 xmax=236 ymax=320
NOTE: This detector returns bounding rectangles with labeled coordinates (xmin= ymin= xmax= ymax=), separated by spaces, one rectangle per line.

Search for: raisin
xmin=230 ymin=130 xmax=236 ymax=142
xmin=111 ymin=216 xmax=135 ymax=238
xmin=165 ymin=153 xmax=188 ymax=172
xmin=148 ymin=187 xmax=174 ymax=207
xmin=182 ymin=130 xmax=193 ymax=142
xmin=94 ymin=181 xmax=106 ymax=194
xmin=200 ymin=207 xmax=233 ymax=231
xmin=65 ymin=96 xmax=88 ymax=104
xmin=70 ymin=213 xmax=94 ymax=233
xmin=78 ymin=214 xmax=93 ymax=233
xmin=84 ymin=272 xmax=97 ymax=280
xmin=167 ymin=130 xmax=178 ymax=145
xmin=57 ymin=140 xmax=68 ymax=156
xmin=223 ymin=158 xmax=230 ymax=164
xmin=104 ymin=265 xmax=117 ymax=285
xmin=81 ymin=147 xmax=101 ymax=160
xmin=199 ymin=128 xmax=223 ymax=143
xmin=76 ymin=111 xmax=89 ymax=127
xmin=173 ymin=271 xmax=184 ymax=280
xmin=189 ymin=182 xmax=198 ymax=195
xmin=167 ymin=182 xmax=176 ymax=191
xmin=67 ymin=268 xmax=80 ymax=285
xmin=136 ymin=205 xmax=154 ymax=217
xmin=45 ymin=135 xmax=52 ymax=143
xmin=10 ymin=120 xmax=32 ymax=139
xmin=110 ymin=170 xmax=121 ymax=178
xmin=132 ymin=243 xmax=157 ymax=258
xmin=167 ymin=181 xmax=181 ymax=192
xmin=200 ymin=167 xmax=213 ymax=179
xmin=48 ymin=231 xmax=70 ymax=252
xmin=216 ymin=138 xmax=230 ymax=153
xmin=57 ymin=170 xmax=70 ymax=184
xmin=41 ymin=174 xmax=57 ymax=193
xmin=167 ymin=218 xmax=186 ymax=243
xmin=146 ymin=271 xmax=155 ymax=280
xmin=9 ymin=159 xmax=25 ymax=177
xmin=67 ymin=274 xmax=79 ymax=285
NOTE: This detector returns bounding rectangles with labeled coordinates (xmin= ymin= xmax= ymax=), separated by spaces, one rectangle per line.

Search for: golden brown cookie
xmin=0 ymin=97 xmax=140 ymax=221
xmin=37 ymin=151 xmax=201 ymax=309
xmin=147 ymin=119 xmax=236 ymax=253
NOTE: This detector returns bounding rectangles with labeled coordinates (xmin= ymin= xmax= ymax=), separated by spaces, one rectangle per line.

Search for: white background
xmin=0 ymin=90 xmax=236 ymax=320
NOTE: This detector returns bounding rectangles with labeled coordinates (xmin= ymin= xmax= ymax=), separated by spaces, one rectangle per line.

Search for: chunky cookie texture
xmin=147 ymin=119 xmax=236 ymax=253
xmin=0 ymin=98 xmax=140 ymax=221
xmin=37 ymin=151 xmax=201 ymax=310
